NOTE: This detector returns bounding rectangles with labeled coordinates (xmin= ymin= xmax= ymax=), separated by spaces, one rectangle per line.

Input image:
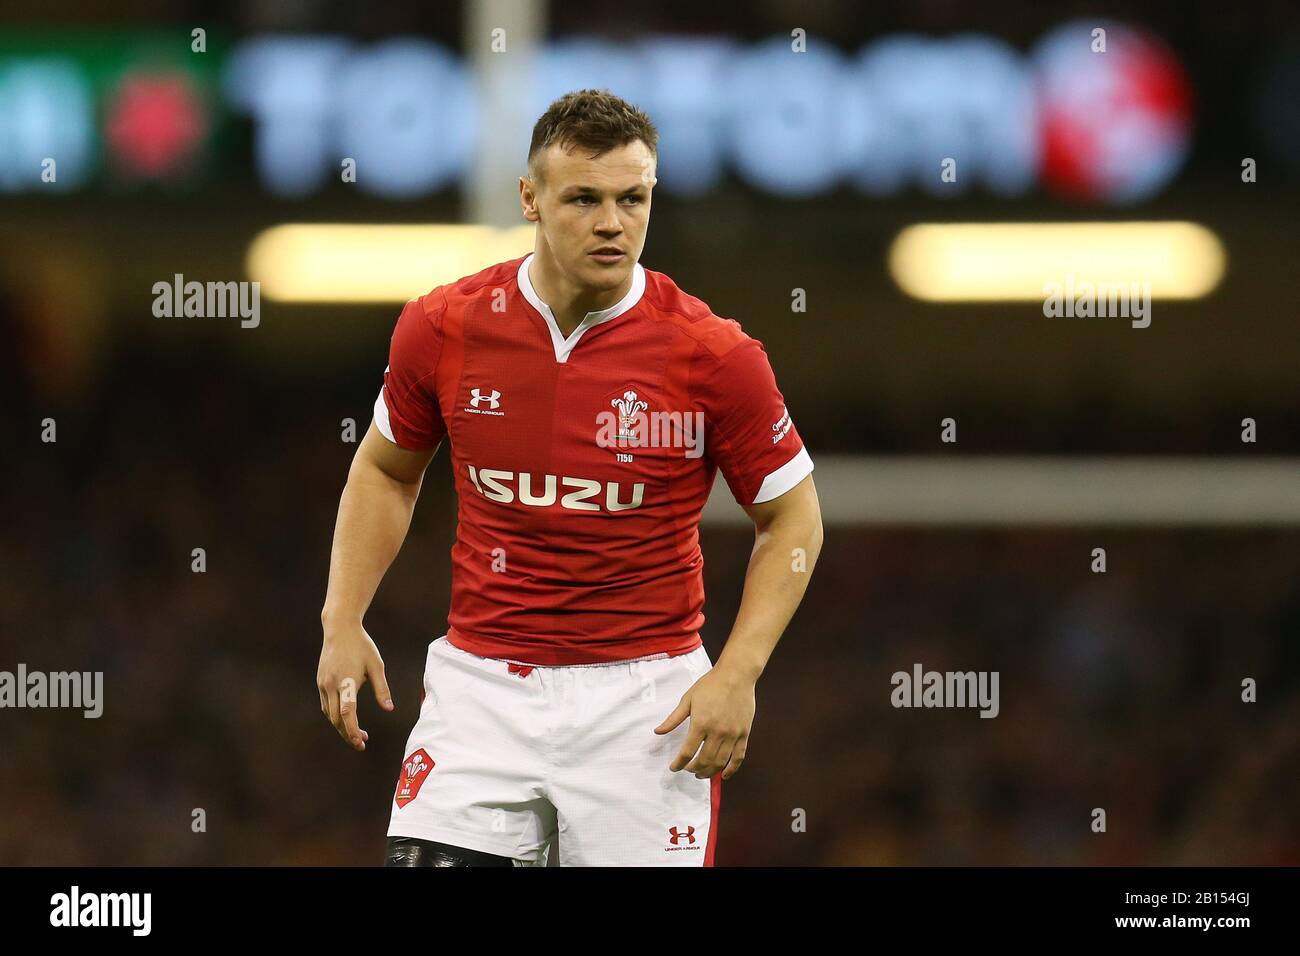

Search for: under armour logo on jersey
xmin=469 ymin=388 xmax=501 ymax=409
xmin=668 ymin=825 xmax=696 ymax=845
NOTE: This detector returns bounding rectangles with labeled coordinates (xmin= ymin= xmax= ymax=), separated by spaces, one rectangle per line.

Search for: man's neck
xmin=528 ymin=250 xmax=632 ymax=338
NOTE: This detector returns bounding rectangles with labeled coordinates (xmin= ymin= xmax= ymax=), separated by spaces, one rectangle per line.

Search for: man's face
xmin=520 ymin=139 xmax=656 ymax=294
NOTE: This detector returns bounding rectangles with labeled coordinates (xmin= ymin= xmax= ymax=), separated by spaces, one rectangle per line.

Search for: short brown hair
xmin=527 ymin=89 xmax=658 ymax=176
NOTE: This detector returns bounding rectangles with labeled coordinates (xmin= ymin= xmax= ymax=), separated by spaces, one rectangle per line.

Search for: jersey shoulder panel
xmin=416 ymin=255 xmax=527 ymax=328
xmin=640 ymin=266 xmax=752 ymax=360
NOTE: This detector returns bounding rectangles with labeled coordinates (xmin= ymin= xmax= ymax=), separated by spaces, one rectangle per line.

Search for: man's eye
xmin=619 ymin=195 xmax=642 ymax=204
xmin=572 ymin=195 xmax=595 ymax=204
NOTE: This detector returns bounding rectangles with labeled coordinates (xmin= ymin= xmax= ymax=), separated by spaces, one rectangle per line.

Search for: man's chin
xmin=578 ymin=257 xmax=633 ymax=289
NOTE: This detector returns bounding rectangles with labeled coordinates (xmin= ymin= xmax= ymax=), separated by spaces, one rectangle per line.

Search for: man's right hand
xmin=317 ymin=624 xmax=395 ymax=751
xmin=317 ymin=422 xmax=433 ymax=751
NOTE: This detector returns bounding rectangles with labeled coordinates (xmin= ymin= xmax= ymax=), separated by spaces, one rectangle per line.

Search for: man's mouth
xmin=588 ymin=247 xmax=626 ymax=264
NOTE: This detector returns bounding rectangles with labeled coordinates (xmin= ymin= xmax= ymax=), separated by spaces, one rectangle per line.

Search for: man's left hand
xmin=654 ymin=664 xmax=755 ymax=780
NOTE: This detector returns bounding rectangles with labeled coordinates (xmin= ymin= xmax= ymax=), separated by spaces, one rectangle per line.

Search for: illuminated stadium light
xmin=246 ymin=224 xmax=535 ymax=302
xmin=887 ymin=221 xmax=1225 ymax=301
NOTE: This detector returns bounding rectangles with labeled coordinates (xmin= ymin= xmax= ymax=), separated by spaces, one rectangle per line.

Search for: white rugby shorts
xmin=387 ymin=635 xmax=722 ymax=866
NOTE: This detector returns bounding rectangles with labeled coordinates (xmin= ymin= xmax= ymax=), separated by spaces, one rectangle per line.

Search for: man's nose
xmin=595 ymin=201 xmax=623 ymax=234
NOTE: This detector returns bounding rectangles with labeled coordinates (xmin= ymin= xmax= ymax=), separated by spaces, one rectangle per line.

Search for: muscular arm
xmin=656 ymin=473 xmax=823 ymax=778
xmin=322 ymin=422 xmax=437 ymax=625
xmin=318 ymin=422 xmax=437 ymax=750
xmin=717 ymin=473 xmax=824 ymax=682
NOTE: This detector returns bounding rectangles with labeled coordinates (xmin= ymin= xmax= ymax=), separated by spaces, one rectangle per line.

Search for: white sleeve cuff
xmin=373 ymin=388 xmax=397 ymax=444
xmin=752 ymin=446 xmax=814 ymax=503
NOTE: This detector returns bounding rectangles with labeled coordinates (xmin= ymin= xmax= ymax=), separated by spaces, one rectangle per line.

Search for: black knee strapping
xmin=384 ymin=836 xmax=515 ymax=867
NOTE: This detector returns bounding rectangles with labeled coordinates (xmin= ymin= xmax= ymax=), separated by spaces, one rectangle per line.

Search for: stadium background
xmin=1 ymin=0 xmax=1297 ymax=865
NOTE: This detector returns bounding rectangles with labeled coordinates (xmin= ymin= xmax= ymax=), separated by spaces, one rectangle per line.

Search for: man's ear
xmin=519 ymin=175 xmax=540 ymax=222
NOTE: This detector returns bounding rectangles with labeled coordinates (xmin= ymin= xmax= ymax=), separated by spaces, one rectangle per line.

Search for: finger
xmin=720 ymin=737 xmax=748 ymax=780
xmin=338 ymin=677 xmax=363 ymax=748
xmin=370 ymin=660 xmax=394 ymax=711
xmin=325 ymin=682 xmax=341 ymax=731
xmin=669 ymin=726 xmax=705 ymax=772
xmin=338 ymin=677 xmax=365 ymax=750
xmin=654 ymin=696 xmax=690 ymax=735
xmin=686 ymin=732 xmax=729 ymax=777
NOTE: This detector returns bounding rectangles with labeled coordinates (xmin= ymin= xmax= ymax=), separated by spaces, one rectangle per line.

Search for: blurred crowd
xmin=1 ymin=332 xmax=1295 ymax=866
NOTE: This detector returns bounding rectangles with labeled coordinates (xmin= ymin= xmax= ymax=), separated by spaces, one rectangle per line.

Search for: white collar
xmin=517 ymin=253 xmax=646 ymax=363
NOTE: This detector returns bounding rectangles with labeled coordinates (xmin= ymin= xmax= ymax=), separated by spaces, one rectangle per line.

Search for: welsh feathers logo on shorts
xmin=394 ymin=748 xmax=435 ymax=808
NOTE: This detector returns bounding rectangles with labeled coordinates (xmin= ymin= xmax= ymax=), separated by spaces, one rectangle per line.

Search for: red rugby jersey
xmin=373 ymin=254 xmax=813 ymax=665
